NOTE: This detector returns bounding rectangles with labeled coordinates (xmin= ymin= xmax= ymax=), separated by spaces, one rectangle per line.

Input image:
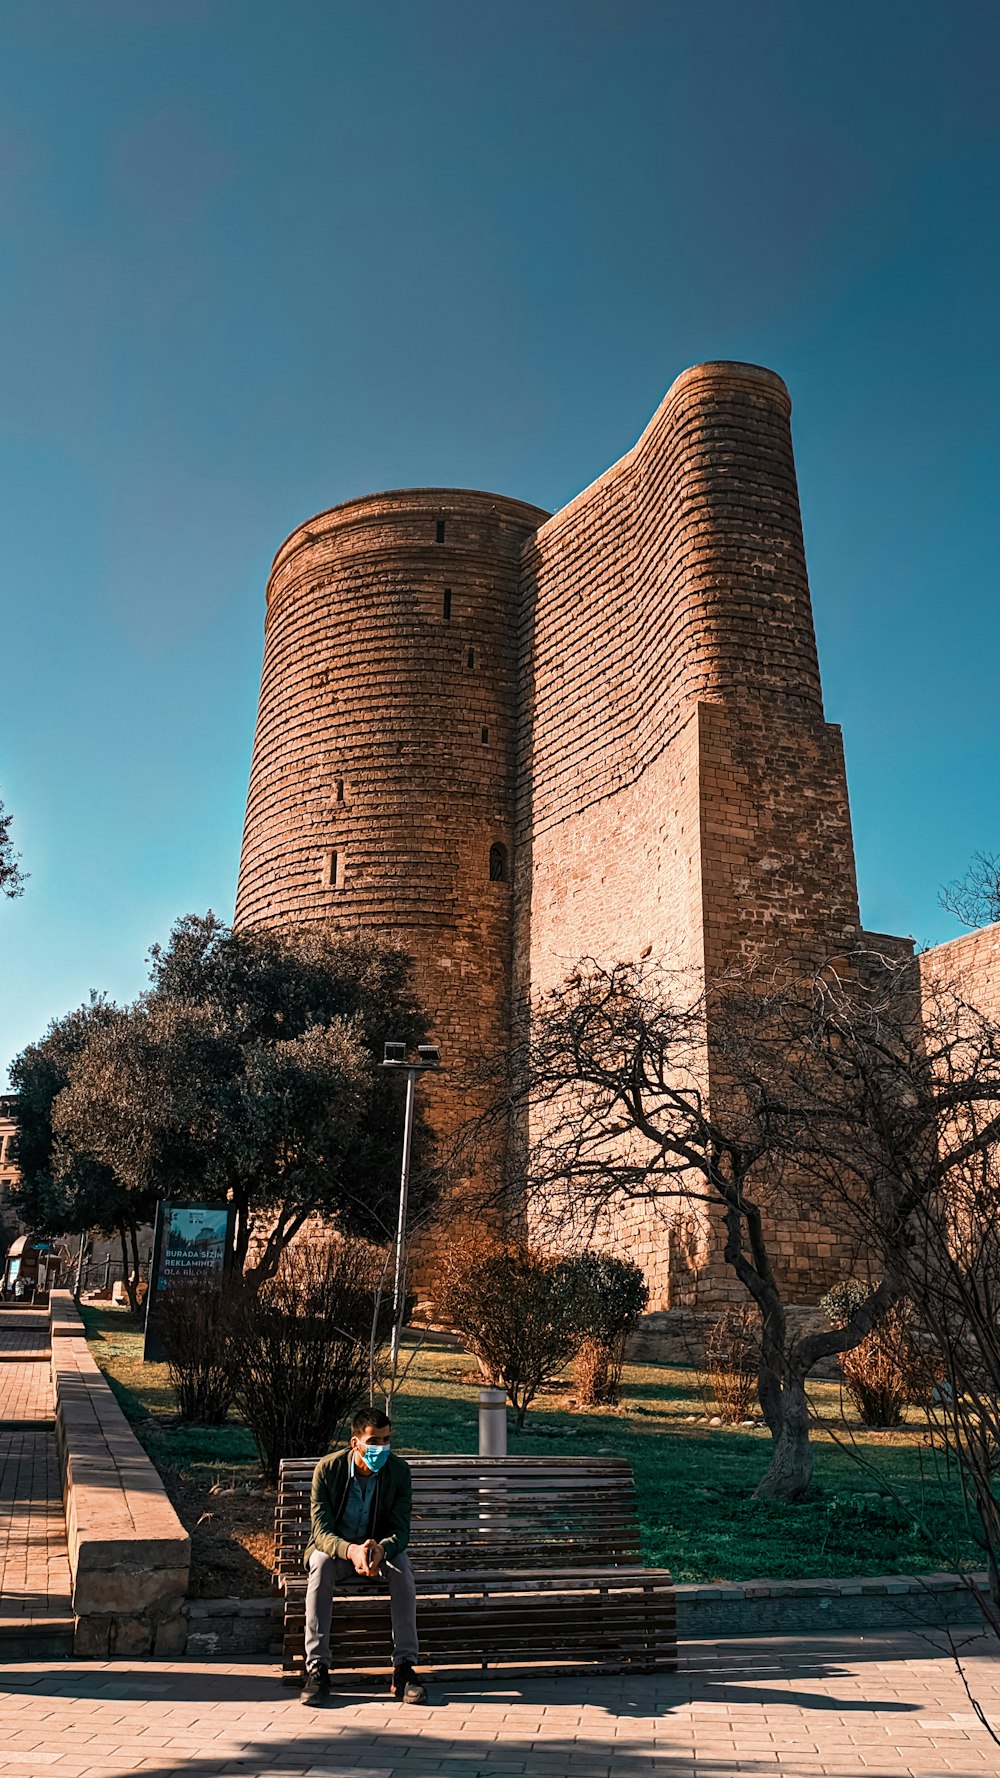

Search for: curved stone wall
xmin=517 ymin=361 xmax=823 ymax=848
xmin=235 ymin=487 xmax=549 ymax=1173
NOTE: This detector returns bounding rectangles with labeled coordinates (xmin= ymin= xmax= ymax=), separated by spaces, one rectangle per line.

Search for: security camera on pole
xmin=381 ymin=1040 xmax=441 ymax=1409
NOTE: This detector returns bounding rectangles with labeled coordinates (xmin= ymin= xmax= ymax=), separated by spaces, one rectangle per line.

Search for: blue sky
xmin=2 ymin=0 xmax=1000 ymax=1080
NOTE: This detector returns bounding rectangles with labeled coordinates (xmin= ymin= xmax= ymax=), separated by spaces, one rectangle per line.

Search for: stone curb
xmin=184 ymin=1596 xmax=284 ymax=1658
xmin=50 ymin=1290 xmax=191 ymax=1657
xmin=675 ymin=1570 xmax=990 ymax=1639
xmin=179 ymin=1571 xmax=993 ymax=1659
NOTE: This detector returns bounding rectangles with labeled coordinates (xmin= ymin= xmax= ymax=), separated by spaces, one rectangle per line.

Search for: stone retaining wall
xmin=676 ymin=1571 xmax=991 ymax=1640
xmin=49 ymin=1290 xmax=191 ymax=1656
xmin=182 ymin=1572 xmax=992 ymax=1660
xmin=184 ymin=1595 xmax=284 ymax=1657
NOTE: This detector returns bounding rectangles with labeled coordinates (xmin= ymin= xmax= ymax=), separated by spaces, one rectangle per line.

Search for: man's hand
xmin=362 ymin=1538 xmax=385 ymax=1576
xmin=346 ymin=1540 xmax=384 ymax=1577
xmin=346 ymin=1542 xmax=372 ymax=1577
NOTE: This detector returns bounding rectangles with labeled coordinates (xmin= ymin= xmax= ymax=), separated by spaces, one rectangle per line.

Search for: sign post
xmin=143 ymin=1201 xmax=234 ymax=1363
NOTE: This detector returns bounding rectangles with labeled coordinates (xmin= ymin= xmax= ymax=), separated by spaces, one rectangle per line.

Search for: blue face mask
xmin=362 ymin=1442 xmax=391 ymax=1473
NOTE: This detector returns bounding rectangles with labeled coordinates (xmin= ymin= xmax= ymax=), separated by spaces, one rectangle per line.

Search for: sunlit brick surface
xmin=0 ymin=1311 xmax=73 ymax=1654
xmin=1 ymin=1632 xmax=999 ymax=1775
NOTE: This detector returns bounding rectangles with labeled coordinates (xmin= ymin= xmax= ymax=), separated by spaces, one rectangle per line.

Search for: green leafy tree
xmin=438 ymin=1236 xmax=585 ymax=1425
xmin=14 ymin=914 xmax=435 ymax=1288
xmin=9 ymin=997 xmax=153 ymax=1308
xmin=0 ymin=793 xmax=26 ymax=899
xmin=570 ymin=1252 xmax=648 ymax=1405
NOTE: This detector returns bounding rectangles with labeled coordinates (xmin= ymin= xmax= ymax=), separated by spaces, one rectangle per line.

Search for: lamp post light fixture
xmin=382 ymin=1040 xmax=442 ymax=1405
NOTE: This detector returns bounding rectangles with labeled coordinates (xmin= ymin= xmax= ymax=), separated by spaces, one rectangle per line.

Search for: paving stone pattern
xmin=0 ymin=1331 xmax=54 ymax=1424
xmin=0 ymin=1310 xmax=73 ymax=1654
xmin=1 ymin=1631 xmax=999 ymax=1776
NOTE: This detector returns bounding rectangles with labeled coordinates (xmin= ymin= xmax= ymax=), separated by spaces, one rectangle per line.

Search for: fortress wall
xmin=699 ymin=700 xmax=866 ymax=1300
xmin=235 ymin=488 xmax=548 ymax=1181
xmin=916 ymin=928 xmax=1000 ymax=1259
xmin=698 ymin=702 xmax=860 ymax=975
xmin=918 ymin=922 xmax=1000 ymax=1021
xmin=517 ymin=363 xmax=863 ymax=1307
xmin=511 ymin=714 xmax=712 ymax=1308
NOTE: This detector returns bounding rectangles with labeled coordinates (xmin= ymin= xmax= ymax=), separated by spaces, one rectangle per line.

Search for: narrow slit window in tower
xmin=481 ymin=726 xmax=489 ymax=745
xmin=335 ymin=778 xmax=345 ymax=803
xmin=435 ymin=519 xmax=446 ymax=542
xmin=443 ymin=588 xmax=452 ymax=621
xmin=321 ymin=848 xmax=346 ymax=890
xmin=467 ymin=648 xmax=475 ymax=668
xmin=489 ymin=844 xmax=508 ymax=883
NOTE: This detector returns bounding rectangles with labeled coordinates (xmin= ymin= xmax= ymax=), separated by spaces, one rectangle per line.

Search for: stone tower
xmin=515 ymin=362 xmax=865 ymax=1305
xmin=236 ymin=362 xmax=881 ymax=1308
xmin=234 ymin=487 xmax=549 ymax=1169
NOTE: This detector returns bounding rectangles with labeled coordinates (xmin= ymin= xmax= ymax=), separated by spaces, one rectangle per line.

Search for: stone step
xmin=0 ymin=1615 xmax=74 ymax=1659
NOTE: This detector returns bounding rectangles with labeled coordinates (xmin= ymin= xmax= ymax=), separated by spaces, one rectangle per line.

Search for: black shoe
xmin=391 ymin=1660 xmax=428 ymax=1704
xmin=300 ymin=1663 xmax=331 ymax=1706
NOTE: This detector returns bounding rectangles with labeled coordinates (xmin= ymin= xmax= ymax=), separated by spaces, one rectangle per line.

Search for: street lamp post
xmin=381 ymin=1040 xmax=441 ymax=1407
xmin=73 ymin=1231 xmax=88 ymax=1302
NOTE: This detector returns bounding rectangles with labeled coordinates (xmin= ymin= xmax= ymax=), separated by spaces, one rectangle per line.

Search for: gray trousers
xmin=304 ymin=1550 xmax=419 ymax=1668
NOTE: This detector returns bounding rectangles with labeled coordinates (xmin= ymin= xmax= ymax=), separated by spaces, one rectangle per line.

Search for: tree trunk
xmin=128 ymin=1220 xmax=142 ymax=1313
xmin=242 ymin=1204 xmax=311 ymax=1292
xmin=118 ymin=1222 xmax=140 ymax=1314
xmin=754 ymin=1372 xmax=814 ymax=1500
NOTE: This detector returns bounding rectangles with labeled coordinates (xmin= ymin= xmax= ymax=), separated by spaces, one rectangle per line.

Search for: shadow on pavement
xmin=5 ymin=1630 xmax=996 ymax=1709
xmin=0 ymin=1628 xmax=997 ymax=1778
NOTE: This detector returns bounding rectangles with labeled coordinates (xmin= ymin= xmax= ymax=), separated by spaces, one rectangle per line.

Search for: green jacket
xmin=304 ymin=1448 xmax=412 ymax=1568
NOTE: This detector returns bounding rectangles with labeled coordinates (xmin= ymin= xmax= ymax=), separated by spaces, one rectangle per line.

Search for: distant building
xmin=0 ymin=1093 xmax=20 ymax=1222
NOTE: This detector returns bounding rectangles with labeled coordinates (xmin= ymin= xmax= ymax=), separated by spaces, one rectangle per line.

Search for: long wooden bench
xmin=274 ymin=1454 xmax=676 ymax=1680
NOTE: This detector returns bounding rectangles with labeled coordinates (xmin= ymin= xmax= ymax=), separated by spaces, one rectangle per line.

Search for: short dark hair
xmin=351 ymin=1407 xmax=391 ymax=1437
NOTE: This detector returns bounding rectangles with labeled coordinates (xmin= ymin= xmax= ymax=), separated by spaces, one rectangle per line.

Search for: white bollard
xmin=478 ymin=1387 xmax=508 ymax=1456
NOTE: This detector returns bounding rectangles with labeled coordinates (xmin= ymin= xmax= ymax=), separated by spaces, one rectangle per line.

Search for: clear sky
xmin=2 ymin=0 xmax=1000 ymax=1082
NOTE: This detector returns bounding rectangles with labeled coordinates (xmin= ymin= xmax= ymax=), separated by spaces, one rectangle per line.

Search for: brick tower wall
xmin=234 ymin=487 xmax=549 ymax=1225
xmin=517 ymin=363 xmax=865 ymax=1308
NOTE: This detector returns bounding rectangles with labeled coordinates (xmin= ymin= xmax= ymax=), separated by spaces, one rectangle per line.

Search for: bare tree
xmin=940 ymin=852 xmax=1000 ymax=930
xmin=501 ymin=954 xmax=1000 ymax=1505
xmin=835 ymin=972 xmax=1000 ymax=1633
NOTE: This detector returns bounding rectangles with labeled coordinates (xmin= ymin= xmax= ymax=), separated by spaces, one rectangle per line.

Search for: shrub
xmin=228 ymin=1240 xmax=392 ymax=1483
xmin=161 ymin=1280 xmax=237 ymax=1425
xmin=438 ymin=1237 xmax=584 ymax=1425
xmin=570 ymin=1253 xmax=649 ymax=1405
xmin=820 ymin=1280 xmax=931 ymax=1427
xmin=706 ymin=1303 xmax=759 ymax=1422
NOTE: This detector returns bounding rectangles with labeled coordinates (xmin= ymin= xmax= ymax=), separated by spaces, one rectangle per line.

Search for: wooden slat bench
xmin=274 ymin=1454 xmax=676 ymax=1681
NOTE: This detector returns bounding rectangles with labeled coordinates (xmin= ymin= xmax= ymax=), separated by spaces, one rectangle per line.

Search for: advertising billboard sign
xmin=143 ymin=1201 xmax=234 ymax=1362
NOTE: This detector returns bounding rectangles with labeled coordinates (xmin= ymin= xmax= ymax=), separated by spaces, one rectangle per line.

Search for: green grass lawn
xmin=82 ymin=1303 xmax=984 ymax=1586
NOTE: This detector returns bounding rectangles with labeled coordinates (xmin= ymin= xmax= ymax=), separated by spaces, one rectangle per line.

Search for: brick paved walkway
xmin=0 ymin=1315 xmax=55 ymax=1423
xmin=0 ymin=1630 xmax=998 ymax=1776
xmin=0 ymin=1309 xmax=73 ymax=1655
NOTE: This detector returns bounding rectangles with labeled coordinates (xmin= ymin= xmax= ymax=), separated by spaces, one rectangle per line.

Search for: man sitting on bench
xmin=301 ymin=1407 xmax=427 ymax=1706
